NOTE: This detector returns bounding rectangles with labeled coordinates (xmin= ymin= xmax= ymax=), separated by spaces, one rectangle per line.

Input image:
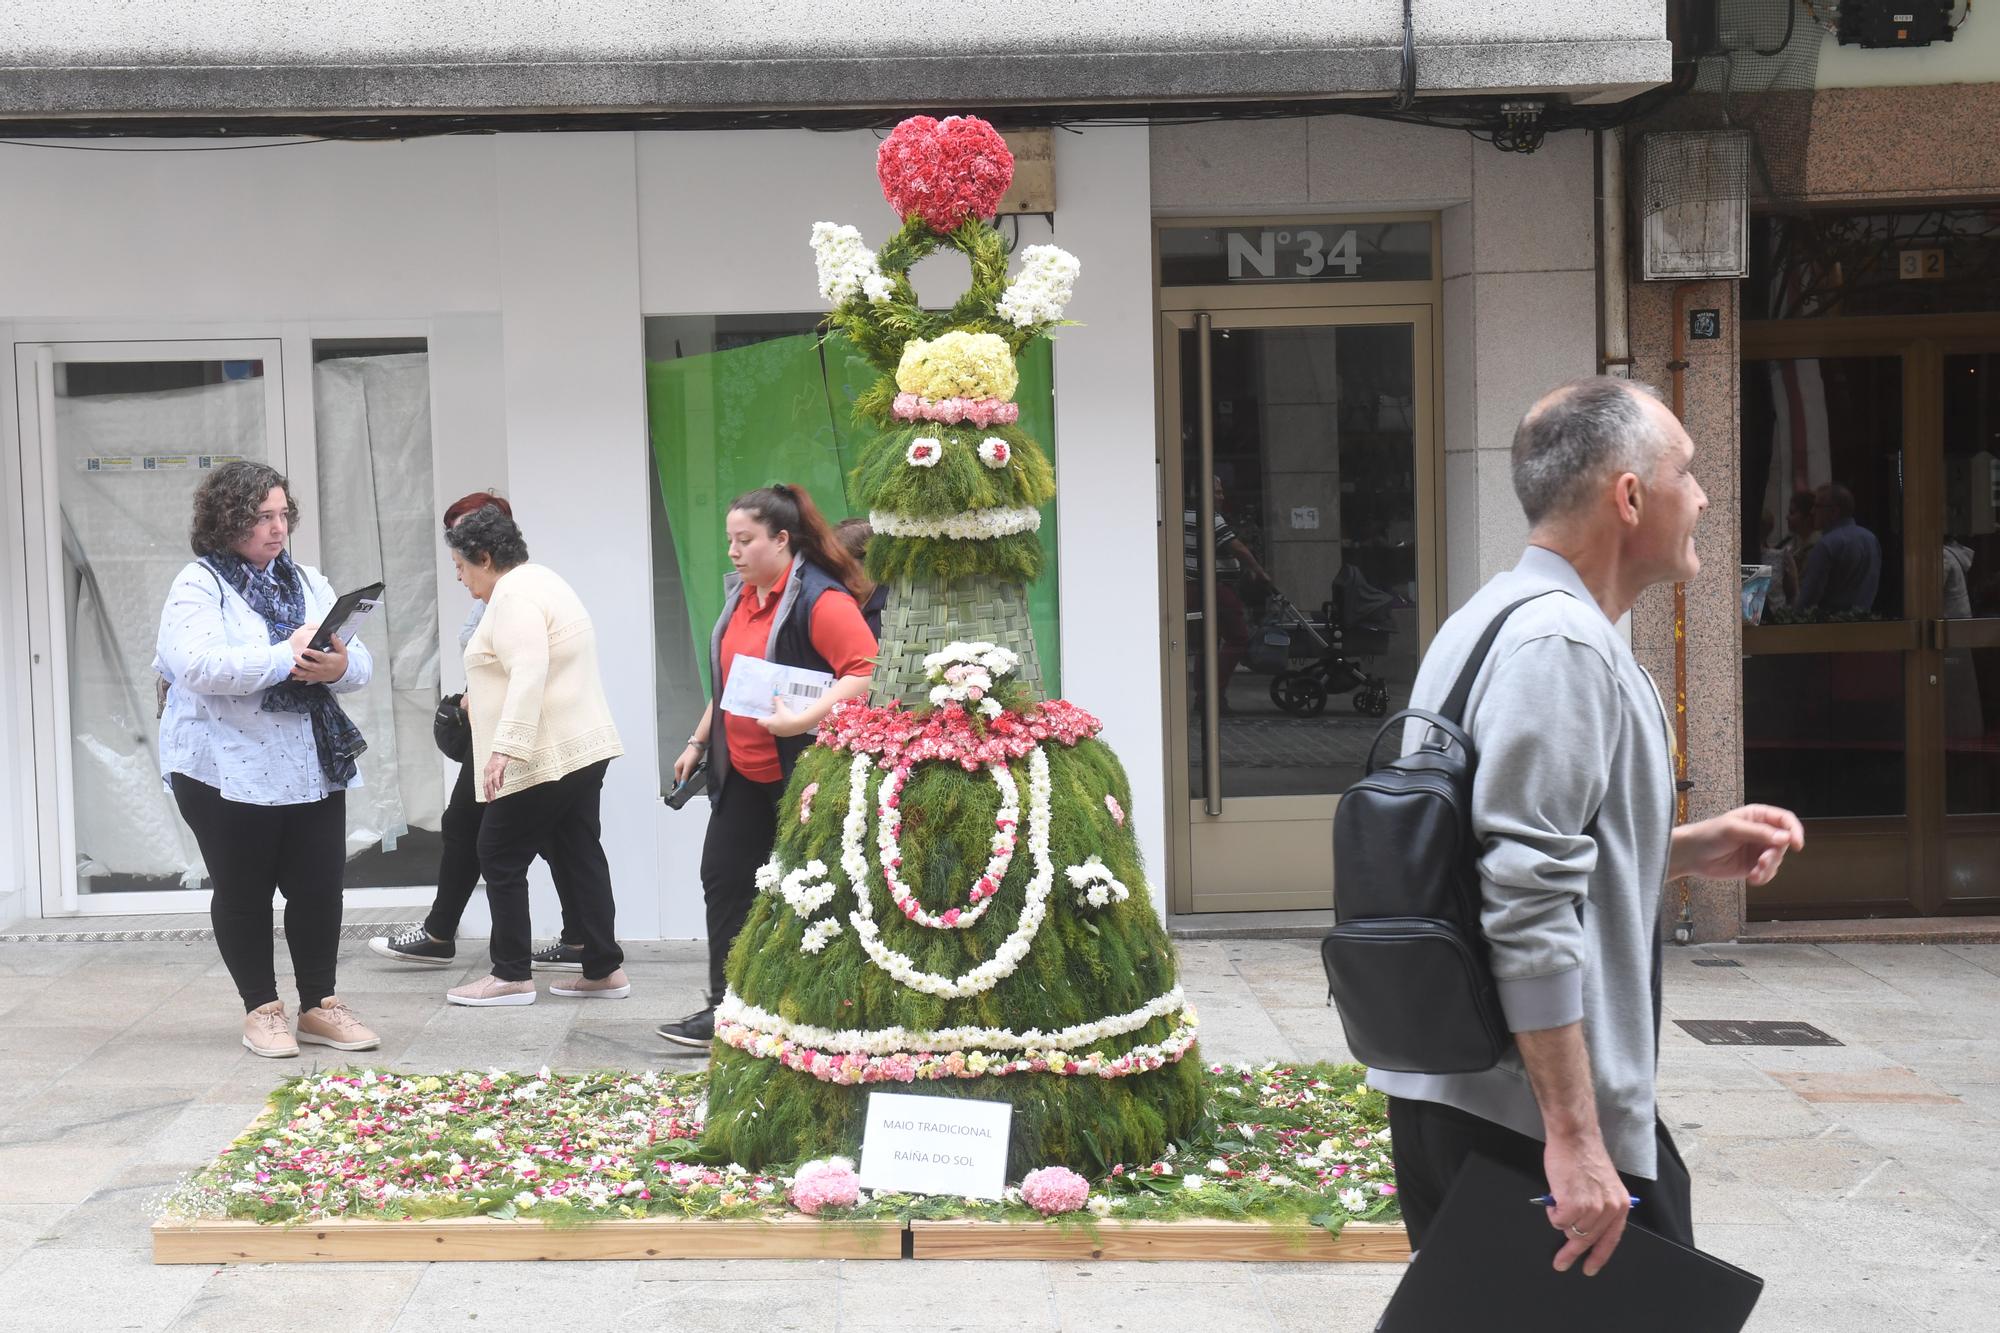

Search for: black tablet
xmin=308 ymin=582 xmax=386 ymax=653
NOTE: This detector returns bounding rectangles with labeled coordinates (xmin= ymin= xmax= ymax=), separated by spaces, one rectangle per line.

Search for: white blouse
xmin=153 ymin=558 xmax=374 ymax=807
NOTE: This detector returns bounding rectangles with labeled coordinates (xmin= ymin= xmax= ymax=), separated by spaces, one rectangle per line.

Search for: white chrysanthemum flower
xmin=997 ymin=245 xmax=1082 ymax=327
xmin=810 ymin=221 xmax=887 ymax=306
xmin=977 ymin=437 xmax=1011 ymax=469
xmin=905 ymin=438 xmax=942 ymax=468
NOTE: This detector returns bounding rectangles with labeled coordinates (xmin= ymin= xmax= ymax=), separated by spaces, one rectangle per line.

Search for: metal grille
xmin=1675 ymin=1019 xmax=1843 ymax=1046
xmin=1691 ymin=958 xmax=1745 ymax=968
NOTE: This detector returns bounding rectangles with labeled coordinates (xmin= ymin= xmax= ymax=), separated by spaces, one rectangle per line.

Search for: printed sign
xmin=1159 ymin=220 xmax=1432 ymax=287
xmin=1290 ymin=506 xmax=1320 ymax=530
xmin=858 ymin=1091 xmax=1012 ymax=1201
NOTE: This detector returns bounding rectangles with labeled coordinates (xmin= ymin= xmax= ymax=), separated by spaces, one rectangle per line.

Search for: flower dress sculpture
xmin=702 ymin=115 xmax=1203 ymax=1175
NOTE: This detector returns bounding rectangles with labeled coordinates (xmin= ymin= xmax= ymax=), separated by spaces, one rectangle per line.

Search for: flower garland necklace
xmin=871 ymin=761 xmax=1019 ymax=930
xmin=844 ymin=745 xmax=1055 ymax=998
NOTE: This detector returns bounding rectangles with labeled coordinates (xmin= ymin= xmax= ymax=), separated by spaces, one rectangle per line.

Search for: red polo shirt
xmin=720 ymin=567 xmax=876 ymax=783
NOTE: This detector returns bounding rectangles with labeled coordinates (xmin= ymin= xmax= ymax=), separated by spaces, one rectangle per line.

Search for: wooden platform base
xmin=153 ymin=1215 xmax=1407 ymax=1265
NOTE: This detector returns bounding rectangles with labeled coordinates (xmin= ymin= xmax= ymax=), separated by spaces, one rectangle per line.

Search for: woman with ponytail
xmin=657 ymin=483 xmax=878 ymax=1049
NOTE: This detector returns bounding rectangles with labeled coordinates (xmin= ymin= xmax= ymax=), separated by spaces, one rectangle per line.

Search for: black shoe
xmin=531 ymin=941 xmax=585 ymax=973
xmin=656 ymin=1007 xmax=715 ymax=1050
xmin=367 ymin=926 xmax=455 ymax=966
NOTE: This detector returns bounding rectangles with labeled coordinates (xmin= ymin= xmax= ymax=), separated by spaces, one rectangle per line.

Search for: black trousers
xmin=476 ymin=760 xmax=622 ymax=982
xmin=171 ymin=773 xmax=346 ymax=1013
xmin=699 ymin=773 xmax=783 ymax=1006
xmin=1385 ymin=1096 xmax=1694 ymax=1252
xmin=424 ymin=758 xmax=579 ymax=946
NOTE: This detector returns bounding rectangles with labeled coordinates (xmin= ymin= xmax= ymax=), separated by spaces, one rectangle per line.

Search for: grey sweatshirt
xmin=1368 ymin=546 xmax=1676 ymax=1179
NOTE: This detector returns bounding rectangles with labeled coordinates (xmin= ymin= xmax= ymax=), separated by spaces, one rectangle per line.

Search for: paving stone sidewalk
xmin=1 ymin=935 xmax=1996 ymax=1331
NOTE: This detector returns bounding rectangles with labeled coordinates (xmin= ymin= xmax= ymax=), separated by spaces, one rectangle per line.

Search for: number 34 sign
xmin=1159 ymin=221 xmax=1432 ymax=288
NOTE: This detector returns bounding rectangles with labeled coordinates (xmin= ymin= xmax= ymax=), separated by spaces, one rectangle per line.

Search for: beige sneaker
xmin=296 ymin=996 xmax=381 ymax=1051
xmin=447 ymin=975 xmax=538 ymax=1007
xmin=242 ymin=1001 xmax=300 ymax=1059
xmin=550 ymin=967 xmax=632 ymax=1000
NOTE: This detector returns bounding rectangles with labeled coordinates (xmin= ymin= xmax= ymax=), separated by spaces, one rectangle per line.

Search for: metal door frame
xmin=1157 ymin=303 xmax=1442 ymax=914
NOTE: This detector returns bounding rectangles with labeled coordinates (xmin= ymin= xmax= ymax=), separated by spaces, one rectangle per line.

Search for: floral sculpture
xmin=703 ymin=114 xmax=1202 ymax=1176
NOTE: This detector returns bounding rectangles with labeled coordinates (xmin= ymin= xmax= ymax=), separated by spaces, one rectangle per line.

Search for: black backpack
xmin=1320 ymin=594 xmax=1553 ymax=1075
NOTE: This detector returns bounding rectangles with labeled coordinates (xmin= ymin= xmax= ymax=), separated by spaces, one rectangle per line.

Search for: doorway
xmin=1160 ymin=306 xmax=1439 ymax=912
xmin=1741 ymin=318 xmax=2000 ymax=917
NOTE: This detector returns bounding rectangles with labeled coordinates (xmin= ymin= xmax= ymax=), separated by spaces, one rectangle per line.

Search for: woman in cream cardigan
xmin=442 ymin=506 xmax=630 ymax=1006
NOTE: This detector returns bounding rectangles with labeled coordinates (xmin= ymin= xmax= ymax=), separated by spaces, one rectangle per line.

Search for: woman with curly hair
xmin=155 ymin=459 xmax=379 ymax=1058
xmin=442 ymin=505 xmax=630 ymax=1007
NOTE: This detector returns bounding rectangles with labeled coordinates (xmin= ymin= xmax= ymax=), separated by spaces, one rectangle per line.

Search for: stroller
xmin=1260 ymin=565 xmax=1396 ymax=718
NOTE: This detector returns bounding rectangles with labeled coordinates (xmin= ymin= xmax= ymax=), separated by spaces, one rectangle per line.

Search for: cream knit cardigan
xmin=464 ymin=563 xmax=623 ymax=801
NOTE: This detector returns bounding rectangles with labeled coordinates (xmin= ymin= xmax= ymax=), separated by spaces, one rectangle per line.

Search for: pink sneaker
xmin=242 ymin=1001 xmax=300 ymax=1059
xmin=550 ymin=968 xmax=632 ymax=999
xmin=296 ymin=996 xmax=381 ymax=1051
xmin=447 ymin=975 xmax=538 ymax=1007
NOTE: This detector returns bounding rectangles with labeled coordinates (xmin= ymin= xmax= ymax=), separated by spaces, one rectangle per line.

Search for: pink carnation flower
xmin=789 ymin=1159 xmax=862 ymax=1215
xmin=1019 ymin=1166 xmax=1091 ymax=1216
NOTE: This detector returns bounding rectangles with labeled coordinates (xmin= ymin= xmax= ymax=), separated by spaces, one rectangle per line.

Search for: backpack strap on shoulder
xmin=1438 ymin=592 xmax=1563 ymax=725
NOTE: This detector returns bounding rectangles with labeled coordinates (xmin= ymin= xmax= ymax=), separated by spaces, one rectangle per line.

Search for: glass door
xmin=14 ymin=340 xmax=288 ymax=914
xmin=1161 ymin=307 xmax=1435 ymax=912
xmin=1741 ymin=330 xmax=2000 ymax=917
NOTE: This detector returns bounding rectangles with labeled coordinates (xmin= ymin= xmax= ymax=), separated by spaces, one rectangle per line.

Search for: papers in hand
xmin=721 ymin=656 xmax=835 ymax=719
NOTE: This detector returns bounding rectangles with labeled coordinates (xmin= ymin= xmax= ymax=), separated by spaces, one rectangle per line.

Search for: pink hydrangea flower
xmin=789 ymin=1158 xmax=862 ymax=1215
xmin=1020 ymin=1166 xmax=1091 ymax=1215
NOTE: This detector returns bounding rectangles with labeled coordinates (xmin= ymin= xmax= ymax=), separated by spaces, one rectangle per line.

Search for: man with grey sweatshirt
xmin=1370 ymin=377 xmax=1803 ymax=1277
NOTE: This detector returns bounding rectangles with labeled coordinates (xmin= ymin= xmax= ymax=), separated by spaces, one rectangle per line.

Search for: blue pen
xmin=1529 ymin=1193 xmax=1641 ymax=1208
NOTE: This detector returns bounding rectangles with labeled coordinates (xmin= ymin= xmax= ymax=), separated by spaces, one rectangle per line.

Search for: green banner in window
xmin=647 ymin=333 xmax=1059 ymax=698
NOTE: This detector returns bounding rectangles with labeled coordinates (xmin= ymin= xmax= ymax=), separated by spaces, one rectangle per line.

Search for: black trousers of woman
xmin=171 ymin=773 xmax=346 ymax=1013
xmin=698 ymin=772 xmax=784 ymax=1006
xmin=476 ymin=760 xmax=623 ymax=982
xmin=424 ymin=758 xmax=580 ymax=947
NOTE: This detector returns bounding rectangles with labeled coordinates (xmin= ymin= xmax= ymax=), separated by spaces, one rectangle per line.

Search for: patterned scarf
xmin=204 ymin=550 xmax=368 ymax=789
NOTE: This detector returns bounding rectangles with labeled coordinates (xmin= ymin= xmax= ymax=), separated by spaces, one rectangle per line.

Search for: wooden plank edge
xmin=151 ymin=1215 xmax=903 ymax=1265
xmin=909 ymin=1218 xmax=1410 ymax=1263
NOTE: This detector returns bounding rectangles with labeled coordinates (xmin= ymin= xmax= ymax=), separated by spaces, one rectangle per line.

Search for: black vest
xmin=708 ymin=558 xmax=847 ymax=794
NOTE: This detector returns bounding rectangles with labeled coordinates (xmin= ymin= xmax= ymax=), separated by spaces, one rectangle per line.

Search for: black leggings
xmin=171 ymin=773 xmax=346 ymax=1013
xmin=1384 ymin=1096 xmax=1694 ymax=1252
xmin=424 ymin=758 xmax=580 ymax=946
xmin=699 ymin=773 xmax=784 ymax=1005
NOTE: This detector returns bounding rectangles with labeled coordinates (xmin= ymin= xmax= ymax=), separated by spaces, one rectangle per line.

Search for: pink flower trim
xmin=876 ymin=761 xmax=1019 ymax=930
xmin=891 ymin=393 xmax=1021 ymax=426
xmin=1020 ymin=1166 xmax=1091 ymax=1215
xmin=713 ymin=1017 xmax=1200 ymax=1087
xmin=817 ymin=697 xmax=1102 ymax=770
xmin=1104 ymin=794 xmax=1125 ymax=827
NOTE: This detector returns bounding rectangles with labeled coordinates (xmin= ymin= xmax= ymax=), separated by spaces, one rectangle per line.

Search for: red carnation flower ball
xmin=878 ymin=115 xmax=1015 ymax=233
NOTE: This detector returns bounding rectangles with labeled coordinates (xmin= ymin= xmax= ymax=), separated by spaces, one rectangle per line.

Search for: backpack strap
xmin=1437 ymin=591 xmax=1566 ymax=726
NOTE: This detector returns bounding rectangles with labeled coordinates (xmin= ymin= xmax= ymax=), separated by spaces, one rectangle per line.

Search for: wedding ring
xmin=1567 ymin=1223 xmax=1591 ymax=1238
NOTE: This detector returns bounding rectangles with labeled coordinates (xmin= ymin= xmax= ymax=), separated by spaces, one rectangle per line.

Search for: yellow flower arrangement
xmin=895 ymin=331 xmax=1019 ymax=403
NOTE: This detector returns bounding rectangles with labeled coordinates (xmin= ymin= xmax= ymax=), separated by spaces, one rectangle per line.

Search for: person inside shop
xmin=369 ymin=491 xmax=587 ymax=973
xmin=835 ymin=515 xmax=889 ymax=637
xmin=1183 ymin=472 xmax=1273 ymax=713
xmin=657 ymin=483 xmax=877 ymax=1050
xmin=1797 ymin=482 xmax=1882 ymax=616
xmin=155 ymin=459 xmax=381 ymax=1059
xmin=443 ymin=505 xmax=630 ymax=1007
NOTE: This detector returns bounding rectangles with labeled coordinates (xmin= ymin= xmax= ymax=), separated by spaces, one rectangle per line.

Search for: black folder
xmin=1379 ymin=1154 xmax=1763 ymax=1332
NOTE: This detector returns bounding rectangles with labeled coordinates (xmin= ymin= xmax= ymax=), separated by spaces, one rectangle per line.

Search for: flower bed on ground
xmin=161 ymin=1061 xmax=1398 ymax=1235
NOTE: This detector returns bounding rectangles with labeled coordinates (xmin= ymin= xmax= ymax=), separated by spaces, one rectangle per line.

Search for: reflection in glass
xmin=53 ymin=360 xmax=270 ymax=893
xmin=1943 ymin=354 xmax=2000 ymax=816
xmin=1740 ymin=357 xmax=1902 ymax=622
xmin=1184 ymin=324 xmax=1420 ymax=801
xmin=1743 ymin=652 xmax=1905 ymax=818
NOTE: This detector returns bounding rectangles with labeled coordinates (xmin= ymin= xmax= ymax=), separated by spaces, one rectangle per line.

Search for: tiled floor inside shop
xmin=1 ymin=934 xmax=1997 ymax=1331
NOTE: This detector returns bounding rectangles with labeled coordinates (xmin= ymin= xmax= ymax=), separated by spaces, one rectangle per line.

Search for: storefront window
xmin=1747 ymin=208 xmax=2000 ymax=320
xmin=643 ymin=315 xmax=1060 ymax=795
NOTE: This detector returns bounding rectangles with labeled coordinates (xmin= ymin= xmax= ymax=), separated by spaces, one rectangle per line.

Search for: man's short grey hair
xmin=1510 ymin=377 xmax=1670 ymax=527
